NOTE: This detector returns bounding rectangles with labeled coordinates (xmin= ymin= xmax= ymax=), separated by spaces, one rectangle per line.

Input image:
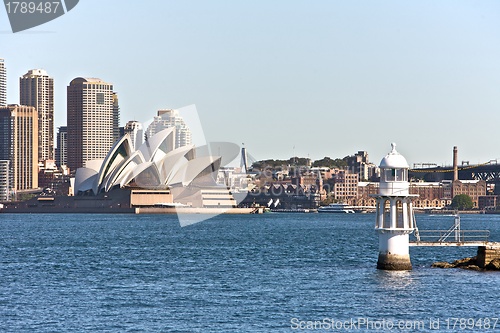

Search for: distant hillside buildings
xmin=347 ymin=151 xmax=377 ymax=180
xmin=240 ymin=152 xmax=490 ymax=211
xmin=332 ymin=170 xmax=358 ymax=201
xmin=353 ymin=179 xmax=487 ymax=209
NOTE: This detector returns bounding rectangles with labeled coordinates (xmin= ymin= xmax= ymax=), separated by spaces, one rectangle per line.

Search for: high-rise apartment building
xmin=55 ymin=126 xmax=67 ymax=167
xmin=20 ymin=69 xmax=54 ymax=161
xmin=145 ymin=109 xmax=192 ymax=148
xmin=124 ymin=120 xmax=143 ymax=151
xmin=0 ymin=160 xmax=9 ymax=201
xmin=0 ymin=105 xmax=38 ymax=191
xmin=0 ymin=59 xmax=6 ymax=107
xmin=112 ymin=92 xmax=120 ymax=143
xmin=67 ymin=77 xmax=116 ymax=170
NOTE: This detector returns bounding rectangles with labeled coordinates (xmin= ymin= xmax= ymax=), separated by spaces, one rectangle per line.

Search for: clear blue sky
xmin=1 ymin=0 xmax=500 ymax=166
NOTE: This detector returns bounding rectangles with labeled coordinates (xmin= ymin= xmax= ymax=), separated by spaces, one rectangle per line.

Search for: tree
xmin=312 ymin=157 xmax=335 ymax=168
xmin=312 ymin=156 xmax=348 ymax=169
xmin=451 ymin=194 xmax=474 ymax=210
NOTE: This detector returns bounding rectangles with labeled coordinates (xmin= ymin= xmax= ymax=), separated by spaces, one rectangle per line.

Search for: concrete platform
xmin=410 ymin=241 xmax=499 ymax=247
xmin=135 ymin=207 xmax=257 ymax=214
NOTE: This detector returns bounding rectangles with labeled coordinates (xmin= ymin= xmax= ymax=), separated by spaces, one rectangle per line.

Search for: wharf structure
xmin=410 ymin=213 xmax=500 ymax=269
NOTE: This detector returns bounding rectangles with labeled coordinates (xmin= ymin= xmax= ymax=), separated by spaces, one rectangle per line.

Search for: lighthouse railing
xmin=412 ymin=209 xmax=420 ymax=241
xmin=412 ymin=230 xmax=490 ymax=243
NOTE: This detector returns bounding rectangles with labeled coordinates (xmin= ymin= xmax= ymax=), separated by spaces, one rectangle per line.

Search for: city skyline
xmin=1 ymin=1 xmax=500 ymax=166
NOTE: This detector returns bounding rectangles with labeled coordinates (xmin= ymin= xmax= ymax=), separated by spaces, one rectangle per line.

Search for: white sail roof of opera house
xmin=73 ymin=127 xmax=225 ymax=195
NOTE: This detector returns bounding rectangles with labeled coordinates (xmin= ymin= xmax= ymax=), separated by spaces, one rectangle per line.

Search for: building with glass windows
xmin=67 ymin=77 xmax=116 ymax=170
xmin=0 ymin=59 xmax=6 ymax=107
xmin=145 ymin=109 xmax=192 ymax=149
xmin=0 ymin=160 xmax=9 ymax=201
xmin=0 ymin=105 xmax=39 ymax=191
xmin=20 ymin=69 xmax=55 ymax=161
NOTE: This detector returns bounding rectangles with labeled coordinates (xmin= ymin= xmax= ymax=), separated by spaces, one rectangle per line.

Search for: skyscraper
xmin=0 ymin=105 xmax=39 ymax=191
xmin=20 ymin=69 xmax=54 ymax=161
xmin=55 ymin=126 xmax=67 ymax=167
xmin=0 ymin=160 xmax=9 ymax=201
xmin=112 ymin=92 xmax=120 ymax=143
xmin=124 ymin=120 xmax=143 ymax=151
xmin=67 ymin=77 xmax=116 ymax=170
xmin=0 ymin=59 xmax=6 ymax=107
xmin=145 ymin=109 xmax=192 ymax=148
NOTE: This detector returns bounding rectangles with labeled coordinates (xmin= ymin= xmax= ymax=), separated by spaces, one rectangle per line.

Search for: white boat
xmin=317 ymin=203 xmax=355 ymax=214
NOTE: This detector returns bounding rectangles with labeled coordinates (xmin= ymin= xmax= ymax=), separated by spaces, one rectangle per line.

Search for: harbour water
xmin=0 ymin=213 xmax=499 ymax=332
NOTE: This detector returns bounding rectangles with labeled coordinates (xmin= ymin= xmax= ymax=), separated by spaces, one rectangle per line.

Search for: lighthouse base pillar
xmin=377 ymin=252 xmax=412 ymax=271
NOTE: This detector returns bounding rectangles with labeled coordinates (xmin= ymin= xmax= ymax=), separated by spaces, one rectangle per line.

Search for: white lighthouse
xmin=374 ymin=143 xmax=417 ymax=270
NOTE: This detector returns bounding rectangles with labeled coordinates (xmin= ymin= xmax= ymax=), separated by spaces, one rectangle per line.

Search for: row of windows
xmin=82 ymin=84 xmax=113 ymax=90
xmin=383 ymin=168 xmax=408 ymax=182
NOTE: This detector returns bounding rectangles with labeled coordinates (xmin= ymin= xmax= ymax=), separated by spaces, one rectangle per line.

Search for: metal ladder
xmin=437 ymin=213 xmax=461 ymax=242
xmin=413 ymin=209 xmax=421 ymax=242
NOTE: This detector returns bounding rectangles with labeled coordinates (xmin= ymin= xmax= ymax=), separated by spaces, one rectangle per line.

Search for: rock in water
xmin=486 ymin=258 xmax=500 ymax=270
xmin=460 ymin=265 xmax=481 ymax=271
xmin=433 ymin=256 xmax=500 ymax=271
xmin=452 ymin=257 xmax=477 ymax=267
xmin=431 ymin=262 xmax=454 ymax=268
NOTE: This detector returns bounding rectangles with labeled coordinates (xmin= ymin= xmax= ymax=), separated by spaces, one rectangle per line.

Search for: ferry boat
xmin=317 ymin=203 xmax=355 ymax=214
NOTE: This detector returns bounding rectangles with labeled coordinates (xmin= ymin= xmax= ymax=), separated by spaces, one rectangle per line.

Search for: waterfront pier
xmin=410 ymin=213 xmax=500 ymax=269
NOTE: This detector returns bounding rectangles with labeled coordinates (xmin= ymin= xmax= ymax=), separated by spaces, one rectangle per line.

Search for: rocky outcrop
xmin=485 ymin=258 xmax=500 ymax=270
xmin=431 ymin=261 xmax=454 ymax=268
xmin=432 ymin=256 xmax=499 ymax=271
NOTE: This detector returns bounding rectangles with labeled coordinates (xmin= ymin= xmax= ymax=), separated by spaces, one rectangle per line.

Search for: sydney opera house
xmin=4 ymin=127 xmax=249 ymax=214
xmin=75 ymin=127 xmax=215 ymax=193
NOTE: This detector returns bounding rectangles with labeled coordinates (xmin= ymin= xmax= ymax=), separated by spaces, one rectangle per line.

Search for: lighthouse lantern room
xmin=374 ymin=143 xmax=418 ymax=270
